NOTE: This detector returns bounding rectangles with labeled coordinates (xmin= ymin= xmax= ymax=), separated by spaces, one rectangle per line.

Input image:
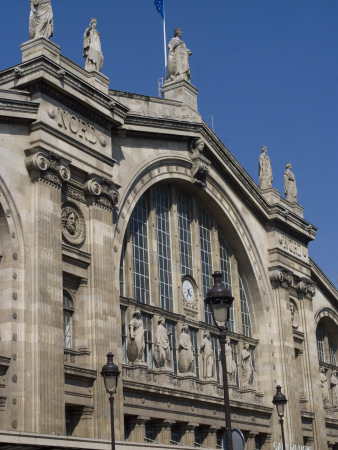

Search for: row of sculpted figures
xmin=28 ymin=1 xmax=192 ymax=82
xmin=127 ymin=310 xmax=254 ymax=387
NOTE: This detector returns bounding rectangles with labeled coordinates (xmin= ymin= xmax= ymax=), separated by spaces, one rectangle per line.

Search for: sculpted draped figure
xmin=258 ymin=146 xmax=273 ymax=189
xmin=83 ymin=19 xmax=104 ymax=72
xmin=241 ymin=343 xmax=253 ymax=387
xmin=154 ymin=317 xmax=171 ymax=368
xmin=29 ymin=0 xmax=54 ymax=40
xmin=127 ymin=309 xmax=145 ymax=363
xmin=178 ymin=325 xmax=193 ymax=373
xmin=200 ymin=331 xmax=214 ymax=379
xmin=331 ymin=371 xmax=338 ymax=407
xmin=320 ymin=368 xmax=330 ymax=405
xmin=168 ymin=28 xmax=192 ymax=82
xmin=284 ymin=162 xmax=298 ymax=203
xmin=225 ymin=337 xmax=237 ymax=383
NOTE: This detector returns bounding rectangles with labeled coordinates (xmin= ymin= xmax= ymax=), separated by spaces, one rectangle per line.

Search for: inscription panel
xmin=277 ymin=234 xmax=308 ymax=261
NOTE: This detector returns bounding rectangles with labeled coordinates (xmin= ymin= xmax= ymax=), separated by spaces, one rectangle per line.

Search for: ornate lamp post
xmin=205 ymin=271 xmax=234 ymax=450
xmin=272 ymin=385 xmax=287 ymax=450
xmin=101 ymin=352 xmax=121 ymax=450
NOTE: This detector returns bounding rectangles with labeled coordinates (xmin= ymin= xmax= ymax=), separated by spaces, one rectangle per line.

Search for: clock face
xmin=182 ymin=279 xmax=194 ymax=303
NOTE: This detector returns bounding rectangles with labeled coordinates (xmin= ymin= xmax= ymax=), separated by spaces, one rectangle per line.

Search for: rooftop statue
xmin=284 ymin=162 xmax=298 ymax=203
xmin=29 ymin=0 xmax=54 ymax=40
xmin=258 ymin=145 xmax=273 ymax=189
xmin=168 ymin=28 xmax=192 ymax=82
xmin=83 ymin=19 xmax=104 ymax=72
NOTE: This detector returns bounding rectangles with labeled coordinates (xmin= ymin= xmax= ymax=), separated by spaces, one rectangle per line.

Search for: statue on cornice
xmin=178 ymin=325 xmax=193 ymax=373
xmin=284 ymin=162 xmax=298 ymax=203
xmin=168 ymin=28 xmax=192 ymax=82
xmin=258 ymin=146 xmax=273 ymax=189
xmin=154 ymin=317 xmax=171 ymax=368
xmin=127 ymin=309 xmax=145 ymax=363
xmin=241 ymin=343 xmax=253 ymax=387
xmin=200 ymin=331 xmax=214 ymax=379
xmin=320 ymin=368 xmax=330 ymax=405
xmin=29 ymin=0 xmax=54 ymax=40
xmin=83 ymin=19 xmax=104 ymax=72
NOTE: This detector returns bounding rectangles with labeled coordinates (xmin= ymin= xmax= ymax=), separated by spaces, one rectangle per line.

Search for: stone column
xmin=205 ymin=426 xmax=217 ymax=448
xmin=245 ymin=431 xmax=258 ymax=450
xmin=128 ymin=416 xmax=149 ymax=443
xmin=157 ymin=420 xmax=175 ymax=445
xmin=76 ymin=277 xmax=90 ymax=352
xmin=24 ymin=151 xmax=67 ymax=435
xmin=180 ymin=422 xmax=198 ymax=447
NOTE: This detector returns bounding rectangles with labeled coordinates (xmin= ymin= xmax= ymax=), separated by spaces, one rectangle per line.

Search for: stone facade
xmin=0 ymin=36 xmax=337 ymax=450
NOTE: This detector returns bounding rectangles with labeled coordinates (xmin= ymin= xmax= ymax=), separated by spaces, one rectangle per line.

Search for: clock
xmin=182 ymin=279 xmax=194 ymax=303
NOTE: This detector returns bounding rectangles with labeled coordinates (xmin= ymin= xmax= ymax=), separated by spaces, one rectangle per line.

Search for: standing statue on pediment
xmin=284 ymin=162 xmax=298 ymax=203
xmin=225 ymin=337 xmax=237 ymax=383
xmin=127 ymin=309 xmax=145 ymax=363
xmin=168 ymin=28 xmax=192 ymax=82
xmin=29 ymin=0 xmax=54 ymax=40
xmin=258 ymin=146 xmax=273 ymax=189
xmin=154 ymin=317 xmax=171 ymax=368
xmin=83 ymin=19 xmax=104 ymax=72
xmin=178 ymin=325 xmax=193 ymax=373
xmin=200 ymin=331 xmax=214 ymax=379
xmin=331 ymin=371 xmax=338 ymax=407
xmin=241 ymin=343 xmax=253 ymax=387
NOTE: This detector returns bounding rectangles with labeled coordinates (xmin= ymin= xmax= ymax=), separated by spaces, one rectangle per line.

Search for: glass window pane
xmin=177 ymin=189 xmax=193 ymax=276
xmin=239 ymin=277 xmax=252 ymax=337
xmin=199 ymin=207 xmax=213 ymax=325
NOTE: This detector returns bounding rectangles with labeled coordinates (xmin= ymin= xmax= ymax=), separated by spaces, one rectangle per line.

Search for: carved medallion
xmin=61 ymin=203 xmax=86 ymax=246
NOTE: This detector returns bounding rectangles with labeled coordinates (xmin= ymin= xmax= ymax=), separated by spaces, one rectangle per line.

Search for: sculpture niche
xmin=200 ymin=331 xmax=214 ymax=380
xmin=83 ymin=19 xmax=104 ymax=72
xmin=154 ymin=317 xmax=171 ymax=368
xmin=29 ymin=0 xmax=54 ymax=40
xmin=168 ymin=28 xmax=192 ymax=82
xmin=178 ymin=325 xmax=194 ymax=373
xmin=284 ymin=162 xmax=298 ymax=203
xmin=258 ymin=146 xmax=273 ymax=189
xmin=127 ymin=309 xmax=145 ymax=363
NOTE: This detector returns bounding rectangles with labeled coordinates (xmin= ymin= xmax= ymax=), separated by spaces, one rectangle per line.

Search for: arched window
xmin=63 ymin=291 xmax=74 ymax=349
xmin=316 ymin=317 xmax=338 ymax=367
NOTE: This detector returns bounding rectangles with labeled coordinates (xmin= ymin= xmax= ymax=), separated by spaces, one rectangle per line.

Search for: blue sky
xmin=1 ymin=0 xmax=337 ymax=287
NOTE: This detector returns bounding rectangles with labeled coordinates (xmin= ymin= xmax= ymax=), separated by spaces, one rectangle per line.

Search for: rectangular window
xmin=63 ymin=311 xmax=72 ymax=348
xmin=166 ymin=320 xmax=177 ymax=374
xmin=199 ymin=207 xmax=213 ymax=324
xmin=131 ymin=196 xmax=150 ymax=304
xmin=329 ymin=341 xmax=336 ymax=366
xmin=121 ymin=307 xmax=128 ymax=363
xmin=120 ymin=238 xmax=126 ymax=296
xmin=155 ymin=187 xmax=173 ymax=312
xmin=316 ymin=323 xmax=325 ymax=363
xmin=142 ymin=313 xmax=153 ymax=368
xmin=239 ymin=277 xmax=252 ymax=337
xmin=189 ymin=327 xmax=199 ymax=379
xmin=177 ymin=190 xmax=193 ymax=276
xmin=219 ymin=234 xmax=234 ymax=332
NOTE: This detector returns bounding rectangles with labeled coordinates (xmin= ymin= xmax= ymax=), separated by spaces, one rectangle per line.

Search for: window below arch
xmin=63 ymin=291 xmax=74 ymax=349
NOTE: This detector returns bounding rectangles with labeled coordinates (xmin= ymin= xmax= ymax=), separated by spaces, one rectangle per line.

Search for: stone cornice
xmin=0 ymin=89 xmax=39 ymax=123
xmin=0 ymin=57 xmax=128 ymax=127
xmin=310 ymin=257 xmax=338 ymax=304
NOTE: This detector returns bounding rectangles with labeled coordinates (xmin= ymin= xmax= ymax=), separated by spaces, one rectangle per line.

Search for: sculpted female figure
xmin=200 ymin=331 xmax=214 ymax=379
xmin=331 ymin=371 xmax=338 ymax=407
xmin=178 ymin=325 xmax=193 ymax=373
xmin=127 ymin=309 xmax=145 ymax=362
xmin=154 ymin=317 xmax=171 ymax=368
xmin=83 ymin=19 xmax=104 ymax=72
xmin=168 ymin=28 xmax=192 ymax=82
xmin=258 ymin=146 xmax=273 ymax=189
xmin=284 ymin=162 xmax=298 ymax=203
xmin=241 ymin=343 xmax=253 ymax=387
xmin=29 ymin=0 xmax=54 ymax=40
xmin=225 ymin=337 xmax=237 ymax=383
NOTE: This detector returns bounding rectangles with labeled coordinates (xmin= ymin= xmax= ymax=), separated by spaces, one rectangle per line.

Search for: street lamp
xmin=272 ymin=385 xmax=287 ymax=450
xmin=101 ymin=352 xmax=121 ymax=450
xmin=205 ymin=271 xmax=234 ymax=450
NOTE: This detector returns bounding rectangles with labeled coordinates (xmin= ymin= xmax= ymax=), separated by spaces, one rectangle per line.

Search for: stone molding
xmin=25 ymin=147 xmax=71 ymax=187
xmin=269 ymin=265 xmax=315 ymax=298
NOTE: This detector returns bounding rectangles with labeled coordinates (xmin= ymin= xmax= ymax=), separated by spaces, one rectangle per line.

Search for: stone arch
xmin=113 ymin=156 xmax=274 ymax=393
xmin=315 ymin=307 xmax=338 ymax=328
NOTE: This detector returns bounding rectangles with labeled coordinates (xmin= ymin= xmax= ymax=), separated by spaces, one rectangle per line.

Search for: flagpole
xmin=163 ymin=1 xmax=167 ymax=77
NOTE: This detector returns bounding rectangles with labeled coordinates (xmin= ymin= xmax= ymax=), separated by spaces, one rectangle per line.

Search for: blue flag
xmin=154 ymin=0 xmax=164 ymax=19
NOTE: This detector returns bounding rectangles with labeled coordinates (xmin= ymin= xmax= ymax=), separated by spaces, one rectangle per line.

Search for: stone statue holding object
xmin=168 ymin=28 xmax=192 ymax=82
xmin=154 ymin=317 xmax=171 ymax=368
xmin=29 ymin=0 xmax=54 ymax=40
xmin=284 ymin=162 xmax=298 ymax=203
xmin=178 ymin=325 xmax=193 ymax=373
xmin=258 ymin=146 xmax=273 ymax=189
xmin=83 ymin=19 xmax=104 ymax=72
xmin=225 ymin=337 xmax=237 ymax=383
xmin=127 ymin=309 xmax=145 ymax=363
xmin=200 ymin=331 xmax=214 ymax=379
xmin=241 ymin=343 xmax=253 ymax=387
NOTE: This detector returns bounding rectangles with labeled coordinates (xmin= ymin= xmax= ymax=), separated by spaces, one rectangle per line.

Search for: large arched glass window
xmin=316 ymin=317 xmax=338 ymax=367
